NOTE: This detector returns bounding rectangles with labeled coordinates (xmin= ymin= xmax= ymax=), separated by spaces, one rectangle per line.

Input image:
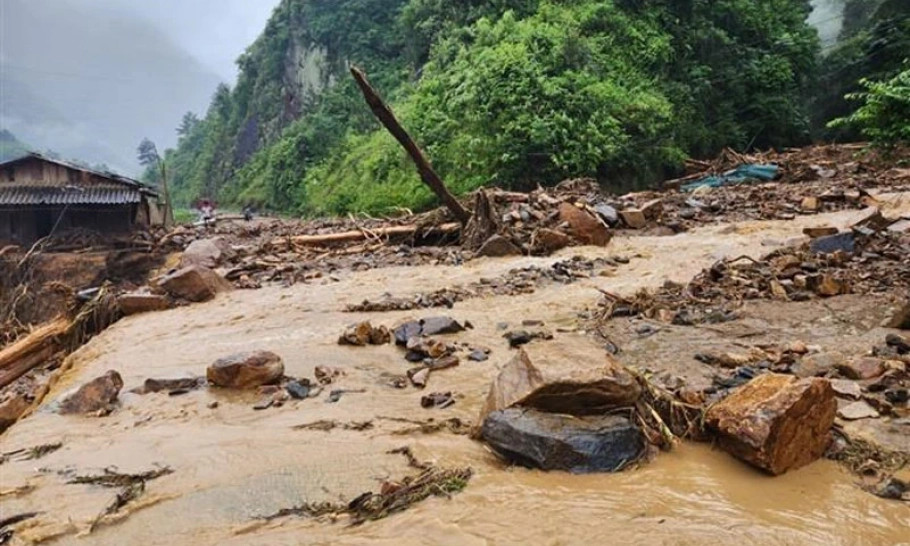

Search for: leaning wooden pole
xmin=350 ymin=66 xmax=471 ymax=225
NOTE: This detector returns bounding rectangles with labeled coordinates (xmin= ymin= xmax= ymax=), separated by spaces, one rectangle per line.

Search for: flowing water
xmin=2 ymin=199 xmax=909 ymax=545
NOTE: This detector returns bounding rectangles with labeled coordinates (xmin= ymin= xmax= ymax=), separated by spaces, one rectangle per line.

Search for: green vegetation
xmin=154 ymin=0 xmax=906 ymax=217
xmin=829 ymin=66 xmax=910 ymax=146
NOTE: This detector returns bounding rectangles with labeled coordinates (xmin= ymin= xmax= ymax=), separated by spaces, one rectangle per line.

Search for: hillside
xmin=160 ymin=0 xmax=908 ymax=215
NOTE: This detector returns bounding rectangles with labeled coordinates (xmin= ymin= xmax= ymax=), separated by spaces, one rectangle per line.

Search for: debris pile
xmin=596 ymin=217 xmax=910 ymax=325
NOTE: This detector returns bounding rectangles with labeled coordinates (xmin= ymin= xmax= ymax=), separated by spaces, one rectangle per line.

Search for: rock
xmin=477 ymin=234 xmax=522 ymax=257
xmin=618 ymin=209 xmax=647 ymax=229
xmin=142 ymin=377 xmax=205 ymax=394
xmin=532 ymin=228 xmax=570 ymax=254
xmin=421 ymin=391 xmax=455 ymax=409
xmin=408 ymin=367 xmax=430 ymax=388
xmin=516 ymin=357 xmax=642 ymax=416
xmin=837 ymin=357 xmax=885 ymax=380
xmin=837 ymin=401 xmax=880 ymax=420
xmin=806 ymin=274 xmax=845 ymax=297
xmin=640 ymin=198 xmax=663 ymax=220
xmin=420 ymin=316 xmax=465 ymax=337
xmin=802 ymin=226 xmax=839 ymax=238
xmin=393 ymin=321 xmax=423 ymax=345
xmin=315 ymin=366 xmax=344 ymax=385
xmin=593 ymin=204 xmax=620 ymax=226
xmin=705 ymin=374 xmax=836 ymax=475
xmin=405 ymin=337 xmax=454 ymax=361
xmin=770 ymin=280 xmax=789 ymax=300
xmin=800 ymin=196 xmax=819 ymax=212
xmin=285 ymin=380 xmax=312 ymax=400
xmin=468 ymin=349 xmax=489 ymax=362
xmin=180 ymin=238 xmax=233 ymax=269
xmin=0 ymin=395 xmax=30 ymax=433
xmin=809 ymin=232 xmax=855 ymax=255
xmin=830 ymin=379 xmax=862 ymax=400
xmin=58 ymin=370 xmax=124 ymax=415
xmin=207 ymin=351 xmax=284 ymax=389
xmin=886 ymin=333 xmax=910 ymax=354
xmin=156 ymin=266 xmax=231 ymax=303
xmin=427 ymin=355 xmax=460 ymax=371
xmin=887 ymin=218 xmax=910 ymax=234
xmin=474 ymin=349 xmax=546 ymax=435
xmin=339 ymin=321 xmax=390 ymax=346
xmin=480 ymin=408 xmax=644 ymax=473
xmin=793 ymin=351 xmax=846 ymax=378
xmin=852 ymin=207 xmax=892 ymax=232
xmin=558 ymin=203 xmax=611 ymax=246
xmin=503 ymin=329 xmax=553 ymax=348
xmin=117 ymin=292 xmax=170 ymax=316
xmin=886 ymin=302 xmax=910 ymax=330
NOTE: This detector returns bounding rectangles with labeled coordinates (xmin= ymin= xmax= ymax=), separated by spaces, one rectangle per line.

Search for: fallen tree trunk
xmin=271 ymin=222 xmax=461 ymax=248
xmin=350 ymin=66 xmax=470 ymax=225
xmin=0 ymin=346 xmax=57 ymax=389
xmin=0 ymin=317 xmax=69 ymax=371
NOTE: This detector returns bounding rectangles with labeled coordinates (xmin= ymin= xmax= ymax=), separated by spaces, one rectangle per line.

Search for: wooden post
xmin=350 ymin=66 xmax=470 ymax=225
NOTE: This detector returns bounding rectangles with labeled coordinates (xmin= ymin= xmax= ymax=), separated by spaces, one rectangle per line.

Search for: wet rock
xmin=809 ymin=232 xmax=855 ymax=255
xmin=593 ymin=204 xmax=620 ymax=226
xmin=180 ymin=238 xmax=234 ymax=269
xmin=58 ymin=370 xmax=124 ymax=415
xmin=806 ymin=274 xmax=845 ymax=297
xmin=142 ymin=377 xmax=205 ymax=394
xmin=481 ymin=408 xmax=644 ymax=473
xmin=793 ymin=351 xmax=846 ymax=378
xmin=285 ymin=380 xmax=312 ymax=400
xmin=426 ymin=355 xmax=460 ymax=371
xmin=468 ymin=349 xmax=490 ymax=362
xmin=640 ymin=199 xmax=663 ymax=220
xmin=393 ymin=321 xmax=423 ymax=345
xmin=477 ymin=235 xmax=522 ymax=257
xmin=886 ymin=302 xmax=910 ymax=330
xmin=315 ymin=366 xmax=344 ymax=385
xmin=504 ymin=329 xmax=553 ymax=348
xmin=207 ymin=351 xmax=284 ymax=389
xmin=338 ymin=321 xmax=390 ymax=346
xmin=873 ymin=477 xmax=908 ymax=500
xmin=837 ymin=357 xmax=886 ymax=380
xmin=705 ymin=373 xmax=836 ymax=475
xmin=516 ymin=357 xmax=641 ymax=416
xmin=420 ymin=316 xmax=466 ymax=337
xmin=558 ymin=202 xmax=611 ymax=246
xmin=156 ymin=265 xmax=231 ymax=303
xmin=802 ymin=226 xmax=839 ymax=238
xmin=837 ymin=401 xmax=880 ymax=421
xmin=0 ymin=395 xmax=30 ymax=433
xmin=886 ymin=333 xmax=910 ymax=354
xmin=405 ymin=337 xmax=454 ymax=361
xmin=474 ymin=349 xmax=545 ymax=435
xmin=117 ymin=292 xmax=170 ymax=316
xmin=408 ymin=367 xmax=430 ymax=388
xmin=532 ymin=228 xmax=570 ymax=254
xmin=885 ymin=387 xmax=909 ymax=404
xmin=421 ymin=391 xmax=454 ymax=409
xmin=253 ymin=398 xmax=274 ymax=411
xmin=830 ymin=379 xmax=863 ymax=400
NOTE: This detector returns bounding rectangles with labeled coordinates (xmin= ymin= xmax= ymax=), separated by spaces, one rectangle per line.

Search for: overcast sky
xmin=83 ymin=0 xmax=281 ymax=82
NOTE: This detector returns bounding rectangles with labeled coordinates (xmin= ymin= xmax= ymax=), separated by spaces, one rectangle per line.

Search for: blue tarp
xmin=682 ymin=164 xmax=780 ymax=192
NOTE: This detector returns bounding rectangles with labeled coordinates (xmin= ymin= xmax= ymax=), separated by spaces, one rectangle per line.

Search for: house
xmin=0 ymin=153 xmax=165 ymax=246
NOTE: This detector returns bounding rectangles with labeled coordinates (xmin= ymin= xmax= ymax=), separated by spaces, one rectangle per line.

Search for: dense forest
xmin=150 ymin=0 xmax=910 ymax=215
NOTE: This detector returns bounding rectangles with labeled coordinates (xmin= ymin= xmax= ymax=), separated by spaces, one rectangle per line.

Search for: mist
xmin=0 ymin=0 xmax=278 ymax=174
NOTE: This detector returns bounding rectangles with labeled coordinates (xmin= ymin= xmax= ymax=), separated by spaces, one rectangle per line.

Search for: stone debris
xmin=314 ymin=366 xmax=345 ymax=385
xmin=137 ymin=377 xmax=206 ymax=395
xmin=58 ymin=370 xmax=124 ymax=415
xmin=705 ymin=374 xmax=836 ymax=475
xmin=481 ymin=408 xmax=644 ymax=473
xmin=393 ymin=317 xmax=465 ymax=345
xmin=154 ymin=265 xmax=232 ymax=303
xmin=837 ymin=401 xmax=880 ymax=421
xmin=338 ymin=321 xmax=391 ymax=346
xmin=420 ymin=392 xmax=455 ymax=409
xmin=206 ymin=351 xmax=285 ymax=389
xmin=117 ymin=292 xmax=171 ymax=316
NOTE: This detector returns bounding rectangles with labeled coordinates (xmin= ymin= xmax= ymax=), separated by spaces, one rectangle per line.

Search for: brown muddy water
xmin=3 ymin=199 xmax=910 ymax=545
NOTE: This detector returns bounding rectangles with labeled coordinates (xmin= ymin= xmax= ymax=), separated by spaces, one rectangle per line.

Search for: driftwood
xmin=0 ymin=317 xmax=69 ymax=389
xmin=350 ymin=66 xmax=470 ymax=225
xmin=271 ymin=222 xmax=461 ymax=248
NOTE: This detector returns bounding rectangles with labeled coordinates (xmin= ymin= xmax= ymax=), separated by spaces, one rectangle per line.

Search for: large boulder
xmin=117 ymin=292 xmax=171 ymax=316
xmin=558 ymin=203 xmax=611 ymax=246
xmin=180 ymin=237 xmax=234 ymax=269
xmin=474 ymin=349 xmax=545 ymax=436
xmin=481 ymin=408 xmax=644 ymax=473
xmin=207 ymin=350 xmax=284 ymax=389
xmin=705 ymin=373 xmax=836 ymax=475
xmin=393 ymin=316 xmax=465 ymax=345
xmin=58 ymin=370 xmax=124 ymax=415
xmin=476 ymin=235 xmax=522 ymax=258
xmin=157 ymin=265 xmax=231 ymax=303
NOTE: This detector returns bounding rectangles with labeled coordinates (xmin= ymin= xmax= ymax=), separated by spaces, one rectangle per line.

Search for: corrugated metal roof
xmin=0 ymin=185 xmax=141 ymax=206
xmin=0 ymin=152 xmax=157 ymax=195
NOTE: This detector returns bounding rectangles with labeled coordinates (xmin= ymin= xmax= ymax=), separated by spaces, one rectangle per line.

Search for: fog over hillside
xmin=0 ymin=0 xmax=277 ymax=173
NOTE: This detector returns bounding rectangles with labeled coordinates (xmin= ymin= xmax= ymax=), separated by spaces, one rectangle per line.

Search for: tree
xmin=177 ymin=112 xmax=200 ymax=138
xmin=829 ymin=67 xmax=910 ymax=147
xmin=137 ymin=138 xmax=160 ymax=167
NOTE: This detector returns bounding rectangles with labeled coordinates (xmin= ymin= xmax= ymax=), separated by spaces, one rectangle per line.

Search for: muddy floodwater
xmin=3 ymin=199 xmax=910 ymax=545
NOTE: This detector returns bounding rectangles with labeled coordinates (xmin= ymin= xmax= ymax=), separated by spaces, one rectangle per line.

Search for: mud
xmin=2 ymin=196 xmax=909 ymax=545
